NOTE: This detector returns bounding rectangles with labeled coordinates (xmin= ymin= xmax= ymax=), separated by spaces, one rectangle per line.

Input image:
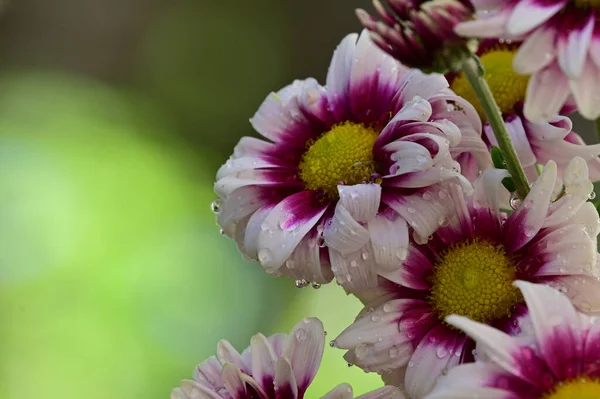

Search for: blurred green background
xmin=0 ymin=0 xmax=384 ymax=398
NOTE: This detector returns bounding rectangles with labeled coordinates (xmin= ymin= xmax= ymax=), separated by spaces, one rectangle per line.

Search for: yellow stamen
xmin=451 ymin=46 xmax=529 ymax=121
xmin=429 ymin=239 xmax=520 ymax=323
xmin=545 ymin=377 xmax=600 ymax=399
xmin=299 ymin=122 xmax=379 ymax=199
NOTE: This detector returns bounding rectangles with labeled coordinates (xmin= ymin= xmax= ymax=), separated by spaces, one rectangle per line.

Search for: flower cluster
xmin=174 ymin=0 xmax=600 ymax=398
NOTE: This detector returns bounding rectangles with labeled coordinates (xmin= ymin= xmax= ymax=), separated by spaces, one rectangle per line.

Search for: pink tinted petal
xmin=232 ymin=136 xmax=273 ymax=158
xmin=283 ymin=318 xmax=324 ymax=395
xmin=368 ymin=214 xmax=409 ymax=272
xmin=257 ymin=191 xmax=329 ymax=270
xmin=379 ymin=244 xmax=434 ymax=290
xmin=396 ymin=70 xmax=449 ymax=105
xmin=591 ymin=26 xmax=600 ymax=68
xmin=324 ymin=204 xmax=370 ymax=256
xmin=194 ymin=356 xmax=224 ymax=391
xmin=179 ymin=380 xmax=222 ymax=399
xmin=506 ymin=0 xmax=566 ymax=36
xmin=216 ymin=157 xmax=284 ymax=180
xmin=250 ymin=333 xmax=277 ymax=393
xmin=569 ymin=58 xmax=600 ymax=120
xmin=326 ymin=33 xmax=358 ymax=120
xmin=221 ymin=364 xmax=247 ymax=399
xmin=329 ymin=244 xmax=378 ymax=289
xmin=380 ymin=141 xmax=434 ymax=177
xmin=240 ymin=375 xmax=269 ymax=399
xmin=431 ymin=362 xmax=508 ymax=390
xmin=533 ymin=224 xmax=596 ymax=276
xmin=556 ymin=201 xmax=600 ymax=238
xmin=375 ymin=96 xmax=433 ymax=150
xmin=217 ymin=186 xmax=272 ymax=237
xmin=472 ymin=168 xmax=510 ymax=215
xmin=321 ymin=384 xmax=354 ymax=399
xmin=514 ymin=281 xmax=584 ymax=380
xmin=280 ymin=223 xmax=334 ymax=284
xmin=355 ymin=386 xmax=405 ymax=399
xmin=244 ymin=205 xmax=274 ymax=260
xmin=404 ymin=325 xmax=466 ymax=398
xmin=558 ymin=14 xmax=595 ymax=78
xmin=455 ymin=10 xmax=511 ymax=38
xmin=217 ymin=340 xmax=248 ymax=373
xmin=268 ymin=333 xmax=287 ymax=358
xmin=513 ymin=27 xmax=557 ymax=74
xmin=274 ymin=357 xmax=298 ymax=399
xmin=544 ymin=275 xmax=600 ymax=313
xmin=524 ymin=63 xmax=570 ymax=123
xmin=583 ymin=319 xmax=600 ymax=377
xmin=338 ymin=184 xmax=381 ymax=223
xmin=215 ymin=170 xmax=301 ymax=197
xmin=485 ymin=117 xmax=536 ymax=168
xmin=503 ymin=161 xmax=556 ymax=253
xmin=427 ymin=388 xmax=514 ymax=399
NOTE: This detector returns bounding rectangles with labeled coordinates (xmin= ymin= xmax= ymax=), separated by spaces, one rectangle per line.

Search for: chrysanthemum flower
xmin=171 ymin=318 xmax=403 ymax=399
xmin=450 ymin=40 xmax=600 ymax=187
xmin=214 ymin=31 xmax=488 ymax=290
xmin=426 ymin=281 xmax=600 ymax=399
xmin=455 ymin=0 xmax=600 ymax=122
xmin=332 ymin=157 xmax=600 ymax=398
xmin=356 ymin=0 xmax=474 ymax=72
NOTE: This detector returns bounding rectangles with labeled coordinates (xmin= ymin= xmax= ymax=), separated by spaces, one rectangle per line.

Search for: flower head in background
xmin=427 ymin=281 xmax=600 ymax=399
xmin=356 ymin=0 xmax=474 ymax=72
xmin=455 ymin=0 xmax=600 ymax=122
xmin=450 ymin=40 xmax=600 ymax=188
xmin=171 ymin=318 xmax=403 ymax=399
xmin=214 ymin=31 xmax=488 ymax=291
xmin=332 ymin=157 xmax=600 ymax=398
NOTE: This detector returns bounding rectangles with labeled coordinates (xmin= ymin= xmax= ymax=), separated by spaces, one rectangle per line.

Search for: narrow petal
xmin=283 ymin=318 xmax=325 ymax=395
xmin=221 ymin=364 xmax=247 ymax=399
xmin=251 ymin=333 xmax=277 ymax=393
xmin=471 ymin=168 xmax=510 ymax=214
xmin=485 ymin=117 xmax=536 ymax=168
xmin=569 ymin=58 xmax=600 ymax=120
xmin=320 ymin=383 xmax=354 ymax=399
xmin=326 ymin=33 xmax=359 ymax=120
xmin=244 ymin=205 xmax=276 ymax=260
xmin=355 ymin=386 xmax=405 ymax=399
xmin=324 ymin=204 xmax=370 ymax=256
xmin=217 ymin=340 xmax=248 ymax=373
xmin=338 ymin=184 xmax=382 ymax=223
xmin=455 ymin=10 xmax=512 ymax=38
xmin=329 ymin=244 xmax=378 ymax=289
xmin=558 ymin=14 xmax=595 ymax=78
xmin=426 ymin=387 xmax=513 ymax=399
xmin=179 ymin=380 xmax=223 ymax=399
xmin=194 ymin=356 xmax=225 ymax=391
xmin=506 ymin=0 xmax=566 ymax=36
xmin=274 ymin=357 xmax=298 ymax=399
xmin=524 ymin=63 xmax=570 ymax=123
xmin=513 ymin=27 xmax=557 ymax=74
xmin=379 ymin=244 xmax=434 ymax=290
xmin=503 ymin=161 xmax=556 ymax=253
xmin=368 ymin=214 xmax=409 ymax=272
xmin=375 ymin=96 xmax=432 ymax=151
xmin=257 ymin=191 xmax=329 ymax=271
xmin=533 ymin=224 xmax=596 ymax=276
xmin=514 ymin=281 xmax=584 ymax=380
xmin=215 ymin=169 xmax=301 ymax=197
xmin=217 ymin=186 xmax=275 ymax=237
xmin=544 ymin=275 xmax=600 ymax=313
xmin=380 ymin=141 xmax=434 ymax=177
xmin=397 ymin=70 xmax=449 ymax=105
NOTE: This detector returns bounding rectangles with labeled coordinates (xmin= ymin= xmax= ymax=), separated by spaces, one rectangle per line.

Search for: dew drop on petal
xmin=330 ymin=340 xmax=338 ymax=348
xmin=258 ymin=249 xmax=273 ymax=265
xmin=295 ymin=279 xmax=310 ymax=288
xmin=311 ymin=282 xmax=322 ymax=289
xmin=295 ymin=328 xmax=308 ymax=341
xmin=589 ymin=191 xmax=596 ymax=200
xmin=346 ymin=362 xmax=354 ymax=367
xmin=211 ymin=199 xmax=223 ymax=214
xmin=317 ymin=234 xmax=326 ymax=248
xmin=510 ymin=194 xmax=521 ymax=210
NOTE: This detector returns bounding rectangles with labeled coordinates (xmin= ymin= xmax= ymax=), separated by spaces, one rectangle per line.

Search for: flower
xmin=449 ymin=40 xmax=600 ymax=188
xmin=356 ymin=0 xmax=474 ymax=72
xmin=171 ymin=318 xmax=403 ymax=399
xmin=426 ymin=281 xmax=600 ymax=399
xmin=214 ymin=30 xmax=488 ymax=290
xmin=455 ymin=0 xmax=600 ymax=122
xmin=331 ymin=157 xmax=600 ymax=398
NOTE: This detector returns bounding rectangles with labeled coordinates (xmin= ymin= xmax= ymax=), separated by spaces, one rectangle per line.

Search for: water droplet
xmin=323 ymin=330 xmax=327 ymax=336
xmin=436 ymin=347 xmax=449 ymax=358
xmin=422 ymin=192 xmax=432 ymax=201
xmin=438 ymin=217 xmax=449 ymax=227
xmin=350 ymin=260 xmax=358 ymax=267
xmin=389 ymin=346 xmax=400 ymax=358
xmin=524 ymin=228 xmax=535 ymax=238
xmin=211 ymin=199 xmax=223 ymax=214
xmin=219 ymin=228 xmax=225 ymax=236
xmin=346 ymin=362 xmax=354 ymax=367
xmin=286 ymin=259 xmax=296 ymax=269
xmin=395 ymin=248 xmax=408 ymax=260
xmin=329 ymin=340 xmax=338 ymax=348
xmin=361 ymin=252 xmax=369 ymax=260
xmin=311 ymin=282 xmax=322 ymax=289
xmin=258 ymin=249 xmax=273 ymax=265
xmin=510 ymin=194 xmax=521 ymax=210
xmin=295 ymin=279 xmax=310 ymax=288
xmin=317 ymin=234 xmax=326 ymax=248
xmin=589 ymin=191 xmax=596 ymax=200
xmin=295 ymin=328 xmax=308 ymax=341
xmin=371 ymin=314 xmax=381 ymax=322
xmin=407 ymin=207 xmax=416 ymax=214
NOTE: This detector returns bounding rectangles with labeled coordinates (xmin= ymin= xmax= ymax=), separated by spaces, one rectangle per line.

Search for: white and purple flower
xmin=426 ymin=281 xmax=600 ymax=399
xmin=214 ymin=31 xmax=489 ymax=290
xmin=332 ymin=157 xmax=600 ymax=398
xmin=455 ymin=0 xmax=600 ymax=122
xmin=171 ymin=318 xmax=403 ymax=399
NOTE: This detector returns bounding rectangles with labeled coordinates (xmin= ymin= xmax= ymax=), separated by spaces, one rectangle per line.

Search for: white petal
xmin=244 ymin=205 xmax=274 ymax=260
xmin=326 ymin=33 xmax=358 ymax=118
xmin=506 ymin=0 xmax=566 ymax=36
xmin=569 ymin=59 xmax=600 ymax=120
xmin=280 ymin=223 xmax=334 ymax=284
xmin=217 ymin=340 xmax=248 ymax=372
xmin=398 ymin=70 xmax=449 ymax=104
xmin=250 ymin=333 xmax=277 ymax=387
xmin=217 ymin=186 xmax=267 ymax=237
xmin=524 ymin=64 xmax=570 ymax=123
xmin=338 ymin=184 xmax=382 ymax=223
xmin=513 ymin=27 xmax=556 ymax=74
xmin=355 ymin=386 xmax=406 ymax=399
xmin=557 ymin=15 xmax=594 ymax=79
xmin=221 ymin=364 xmax=246 ymax=399
xmin=180 ymin=380 xmax=222 ymax=399
xmin=368 ymin=215 xmax=409 ymax=272
xmin=426 ymin=387 xmax=512 ymax=399
xmin=324 ymin=204 xmax=370 ymax=256
xmin=329 ymin=244 xmax=378 ymax=289
xmin=283 ymin=318 xmax=325 ymax=393
xmin=320 ymin=383 xmax=354 ymax=399
xmin=472 ymin=168 xmax=510 ymax=213
xmin=546 ymin=275 xmax=600 ymax=313
xmin=454 ymin=10 xmax=511 ymax=38
xmin=485 ymin=117 xmax=536 ymax=168
xmin=274 ymin=357 xmax=299 ymax=399
xmin=376 ymin=96 xmax=433 ymax=149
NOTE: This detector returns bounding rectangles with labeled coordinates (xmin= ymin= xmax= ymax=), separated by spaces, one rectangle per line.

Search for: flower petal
xmin=524 ymin=63 xmax=570 ymax=123
xmin=557 ymin=14 xmax=595 ymax=79
xmin=569 ymin=58 xmax=600 ymax=120
xmin=283 ymin=318 xmax=325 ymax=395
xmin=324 ymin=203 xmax=370 ymax=256
xmin=221 ymin=364 xmax=247 ymax=399
xmin=257 ymin=191 xmax=329 ymax=271
xmin=217 ymin=340 xmax=249 ymax=373
xmin=375 ymin=96 xmax=433 ymax=151
xmin=179 ymin=380 xmax=223 ymax=399
xmin=355 ymin=386 xmax=405 ymax=399
xmin=326 ymin=33 xmax=358 ymax=121
xmin=320 ymin=383 xmax=354 ymax=399
xmin=368 ymin=214 xmax=409 ymax=272
xmin=338 ymin=184 xmax=382 ymax=223
xmin=544 ymin=275 xmax=600 ymax=313
xmin=485 ymin=117 xmax=536 ymax=169
xmin=274 ymin=357 xmax=298 ymax=399
xmin=506 ymin=0 xmax=566 ymax=36
xmin=503 ymin=161 xmax=556 ymax=253
xmin=329 ymin=244 xmax=378 ymax=289
xmin=251 ymin=333 xmax=277 ymax=392
xmin=455 ymin=10 xmax=512 ymax=38
xmin=513 ymin=27 xmax=557 ymax=74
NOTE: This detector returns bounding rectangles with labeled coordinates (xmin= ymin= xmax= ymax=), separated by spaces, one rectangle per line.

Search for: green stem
xmin=461 ymin=56 xmax=530 ymax=199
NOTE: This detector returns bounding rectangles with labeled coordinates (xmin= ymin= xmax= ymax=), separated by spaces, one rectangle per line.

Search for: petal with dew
xmin=570 ymin=59 xmax=600 ymax=120
xmin=324 ymin=204 xmax=370 ymax=256
xmin=513 ymin=27 xmax=556 ymax=74
xmin=274 ymin=357 xmax=298 ymax=399
xmin=283 ymin=318 xmax=325 ymax=395
xmin=326 ymin=33 xmax=359 ymax=120
xmin=524 ymin=63 xmax=570 ymax=123
xmin=338 ymin=184 xmax=381 ymax=223
xmin=368 ymin=214 xmax=409 ymax=272
xmin=329 ymin=243 xmax=378 ymax=290
xmin=506 ymin=0 xmax=566 ymax=36
xmin=557 ymin=14 xmax=595 ymax=79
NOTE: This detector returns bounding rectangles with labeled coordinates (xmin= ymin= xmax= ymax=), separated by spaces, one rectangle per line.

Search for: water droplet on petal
xmin=295 ymin=279 xmax=310 ymax=288
xmin=295 ymin=328 xmax=308 ymax=341
xmin=589 ymin=191 xmax=596 ymax=200
xmin=311 ymin=282 xmax=322 ymax=289
xmin=329 ymin=340 xmax=338 ymax=348
xmin=510 ymin=194 xmax=521 ymax=210
xmin=436 ymin=346 xmax=449 ymax=358
xmin=317 ymin=234 xmax=326 ymax=248
xmin=211 ymin=199 xmax=223 ymax=214
xmin=258 ymin=249 xmax=273 ymax=265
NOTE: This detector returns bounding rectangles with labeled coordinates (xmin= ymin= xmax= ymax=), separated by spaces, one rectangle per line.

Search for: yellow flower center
xmin=545 ymin=378 xmax=600 ymax=399
xmin=429 ymin=239 xmax=520 ymax=323
xmin=299 ymin=122 xmax=379 ymax=199
xmin=450 ymin=47 xmax=529 ymax=121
